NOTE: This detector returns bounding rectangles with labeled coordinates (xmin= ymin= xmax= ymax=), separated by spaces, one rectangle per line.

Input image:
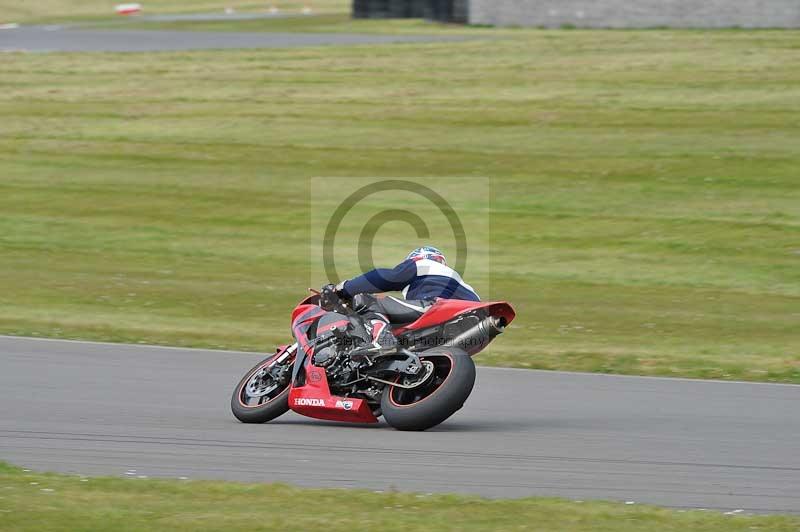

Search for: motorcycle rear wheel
xmin=231 ymin=351 xmax=292 ymax=423
xmin=381 ymin=347 xmax=476 ymax=431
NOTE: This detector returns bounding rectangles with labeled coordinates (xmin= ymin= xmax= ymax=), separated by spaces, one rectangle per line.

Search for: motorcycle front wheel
xmin=231 ymin=349 xmax=293 ymax=423
xmin=381 ymin=347 xmax=476 ymax=431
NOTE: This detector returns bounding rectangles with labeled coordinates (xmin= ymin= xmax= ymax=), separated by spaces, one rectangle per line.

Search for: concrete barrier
xmin=468 ymin=0 xmax=800 ymax=28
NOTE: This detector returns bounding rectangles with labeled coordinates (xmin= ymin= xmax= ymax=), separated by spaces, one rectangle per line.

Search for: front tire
xmin=381 ymin=348 xmax=476 ymax=431
xmin=231 ymin=353 xmax=292 ymax=423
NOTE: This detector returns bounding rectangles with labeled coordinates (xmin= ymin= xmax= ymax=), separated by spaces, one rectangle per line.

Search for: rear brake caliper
xmin=401 ymin=360 xmax=435 ymax=389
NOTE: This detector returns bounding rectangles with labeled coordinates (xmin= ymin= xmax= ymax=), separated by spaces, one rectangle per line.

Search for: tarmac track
xmin=0 ymin=336 xmax=798 ymax=513
xmin=0 ymin=25 xmax=465 ymax=52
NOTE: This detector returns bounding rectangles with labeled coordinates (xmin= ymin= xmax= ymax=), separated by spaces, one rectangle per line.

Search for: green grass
xmin=1 ymin=462 xmax=798 ymax=531
xmin=1 ymin=0 xmax=485 ymax=35
xmin=0 ymin=0 xmax=350 ymax=24
xmin=0 ymin=29 xmax=799 ymax=382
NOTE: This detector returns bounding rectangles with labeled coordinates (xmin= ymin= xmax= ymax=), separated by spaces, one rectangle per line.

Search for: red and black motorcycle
xmin=231 ymin=288 xmax=515 ymax=431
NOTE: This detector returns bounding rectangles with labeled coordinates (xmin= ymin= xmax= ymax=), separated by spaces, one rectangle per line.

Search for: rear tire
xmin=231 ymin=353 xmax=292 ymax=423
xmin=381 ymin=348 xmax=476 ymax=431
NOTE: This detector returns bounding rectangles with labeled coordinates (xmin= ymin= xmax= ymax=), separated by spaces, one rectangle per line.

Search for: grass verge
xmin=0 ymin=1 xmax=350 ymax=25
xmin=0 ymin=30 xmax=798 ymax=382
xmin=1 ymin=462 xmax=798 ymax=531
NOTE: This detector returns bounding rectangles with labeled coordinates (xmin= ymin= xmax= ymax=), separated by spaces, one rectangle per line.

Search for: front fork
xmin=272 ymin=342 xmax=297 ymax=366
xmin=264 ymin=343 xmax=297 ymax=381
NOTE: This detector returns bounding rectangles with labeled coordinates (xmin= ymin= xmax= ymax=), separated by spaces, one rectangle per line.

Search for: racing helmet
xmin=406 ymin=246 xmax=447 ymax=265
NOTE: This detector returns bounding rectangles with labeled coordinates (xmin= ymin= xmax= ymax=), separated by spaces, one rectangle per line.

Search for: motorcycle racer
xmin=325 ymin=246 xmax=480 ymax=348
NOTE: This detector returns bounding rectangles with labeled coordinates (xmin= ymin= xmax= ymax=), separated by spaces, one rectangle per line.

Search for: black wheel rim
xmin=389 ymin=355 xmax=452 ymax=406
xmin=238 ymin=358 xmax=290 ymax=408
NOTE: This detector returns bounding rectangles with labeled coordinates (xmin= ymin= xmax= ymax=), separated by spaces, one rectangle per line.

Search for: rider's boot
xmin=369 ymin=317 xmax=397 ymax=349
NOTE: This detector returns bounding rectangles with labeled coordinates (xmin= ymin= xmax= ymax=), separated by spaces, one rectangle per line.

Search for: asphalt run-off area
xmin=0 ymin=25 xmax=468 ymax=52
xmin=1 ymin=336 xmax=798 ymax=514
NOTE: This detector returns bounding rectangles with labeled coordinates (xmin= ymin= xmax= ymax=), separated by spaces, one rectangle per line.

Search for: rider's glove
xmin=319 ymin=283 xmax=338 ymax=311
xmin=334 ymin=281 xmax=349 ymax=299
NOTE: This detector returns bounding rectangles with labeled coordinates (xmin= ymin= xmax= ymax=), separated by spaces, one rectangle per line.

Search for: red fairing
xmin=288 ymin=358 xmax=378 ymax=423
xmin=392 ymin=299 xmax=516 ymax=335
xmin=288 ymin=296 xmax=378 ymax=423
xmin=291 ymin=304 xmax=326 ymax=357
